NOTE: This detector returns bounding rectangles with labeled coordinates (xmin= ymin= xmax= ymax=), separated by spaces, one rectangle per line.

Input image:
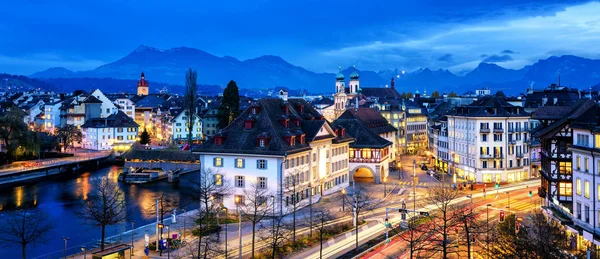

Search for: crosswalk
xmin=396 ymin=181 xmax=429 ymax=186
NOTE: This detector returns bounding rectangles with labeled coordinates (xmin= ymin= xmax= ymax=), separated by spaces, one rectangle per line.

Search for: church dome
xmin=350 ymin=70 xmax=359 ymax=80
xmin=336 ymin=71 xmax=345 ymax=81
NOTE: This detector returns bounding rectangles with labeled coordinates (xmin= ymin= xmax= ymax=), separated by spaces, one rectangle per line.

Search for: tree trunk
xmin=21 ymin=243 xmax=26 ymax=259
xmin=251 ymin=222 xmax=256 ymax=259
xmin=101 ymin=224 xmax=106 ymax=250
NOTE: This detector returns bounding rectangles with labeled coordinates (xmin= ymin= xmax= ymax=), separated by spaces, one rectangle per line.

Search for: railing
xmin=480 ymin=128 xmax=491 ymax=133
xmin=349 ymin=157 xmax=386 ymax=164
xmin=516 ymin=153 xmax=524 ymax=158
xmin=480 ymin=154 xmax=493 ymax=159
xmin=493 ymin=128 xmax=504 ymax=133
xmin=508 ymin=128 xmax=515 ymax=132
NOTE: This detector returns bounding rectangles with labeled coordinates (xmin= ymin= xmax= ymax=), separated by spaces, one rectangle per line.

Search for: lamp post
xmin=182 ymin=208 xmax=186 ymax=240
xmin=130 ymin=221 xmax=135 ymax=258
xmin=341 ymin=188 xmax=346 ymax=211
xmin=271 ymin=195 xmax=275 ymax=239
xmin=166 ymin=225 xmax=170 ymax=259
xmin=158 ymin=223 xmax=164 ymax=256
xmin=236 ymin=197 xmax=242 ymax=259
xmin=486 ymin=204 xmax=492 ymax=259
xmin=62 ymin=237 xmax=69 ymax=259
xmin=81 ymin=246 xmax=86 ymax=259
xmin=223 ymin=207 xmax=229 ymax=259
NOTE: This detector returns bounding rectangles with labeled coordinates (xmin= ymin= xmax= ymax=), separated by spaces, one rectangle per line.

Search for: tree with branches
xmin=56 ymin=124 xmax=81 ymax=152
xmin=0 ymin=208 xmax=54 ymax=259
xmin=349 ymin=183 xmax=380 ymax=252
xmin=217 ymin=80 xmax=240 ymax=129
xmin=284 ymin=168 xmax=306 ymax=243
xmin=80 ymin=178 xmax=126 ymax=250
xmin=431 ymin=90 xmax=441 ymax=98
xmin=187 ymin=167 xmax=231 ymax=259
xmin=258 ymin=200 xmax=292 ymax=259
xmin=144 ymin=192 xmax=179 ymax=255
xmin=313 ymin=207 xmax=335 ymax=259
xmin=240 ymin=183 xmax=272 ymax=258
xmin=393 ymin=212 xmax=430 ymax=258
xmin=421 ymin=184 xmax=463 ymax=258
xmin=139 ymin=129 xmax=151 ymax=145
xmin=184 ymin=68 xmax=198 ymax=147
xmin=0 ymin=106 xmax=28 ymax=160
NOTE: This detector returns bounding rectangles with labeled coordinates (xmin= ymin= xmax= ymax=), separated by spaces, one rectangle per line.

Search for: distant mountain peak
xmin=134 ymin=44 xmax=162 ymax=52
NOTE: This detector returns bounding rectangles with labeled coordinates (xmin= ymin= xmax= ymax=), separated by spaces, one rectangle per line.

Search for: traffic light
xmin=399 ymin=209 xmax=408 ymax=213
xmin=499 ymin=211 xmax=505 ymax=223
xmin=385 ymin=218 xmax=391 ymax=228
xmin=495 ymin=183 xmax=500 ymax=188
xmin=528 ymin=191 xmax=533 ymax=197
xmin=419 ymin=211 xmax=430 ymax=216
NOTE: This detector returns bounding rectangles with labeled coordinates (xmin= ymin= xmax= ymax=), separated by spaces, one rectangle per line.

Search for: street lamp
xmin=182 ymin=208 xmax=186 ymax=240
xmin=236 ymin=196 xmax=242 ymax=259
xmin=341 ymin=188 xmax=346 ymax=211
xmin=130 ymin=221 xmax=135 ymax=258
xmin=158 ymin=223 xmax=164 ymax=256
xmin=81 ymin=246 xmax=87 ymax=259
xmin=223 ymin=207 xmax=229 ymax=259
xmin=166 ymin=225 xmax=171 ymax=259
xmin=271 ymin=195 xmax=275 ymax=238
xmin=62 ymin=237 xmax=69 ymax=259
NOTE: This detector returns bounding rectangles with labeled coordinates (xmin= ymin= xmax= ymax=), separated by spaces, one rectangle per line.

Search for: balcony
xmin=493 ymin=128 xmax=504 ymax=133
xmin=516 ymin=153 xmax=524 ymax=158
xmin=508 ymin=140 xmax=516 ymax=145
xmin=508 ymin=128 xmax=515 ymax=132
xmin=480 ymin=154 xmax=493 ymax=159
xmin=480 ymin=128 xmax=491 ymax=133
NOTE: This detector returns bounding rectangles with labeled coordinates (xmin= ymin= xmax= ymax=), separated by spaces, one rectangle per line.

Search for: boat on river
xmin=118 ymin=168 xmax=167 ymax=184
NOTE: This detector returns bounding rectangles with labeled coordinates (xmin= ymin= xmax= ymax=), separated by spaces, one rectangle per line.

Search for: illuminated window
xmin=577 ymin=156 xmax=581 ymax=169
xmin=585 ymin=181 xmax=590 ymax=198
xmin=577 ymin=178 xmax=581 ymax=195
xmin=559 ymin=182 xmax=572 ymax=196
xmin=585 ymin=158 xmax=589 ymax=171
xmin=214 ymin=157 xmax=223 ymax=167
xmin=235 ymin=158 xmax=244 ymax=168
xmin=596 ymin=135 xmax=600 ymax=148
xmin=559 ymin=162 xmax=572 ymax=175
xmin=215 ymin=174 xmax=223 ymax=186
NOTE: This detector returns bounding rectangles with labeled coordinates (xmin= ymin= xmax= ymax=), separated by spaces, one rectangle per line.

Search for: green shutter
xmin=213 ymin=157 xmax=216 ymax=167
xmin=242 ymin=159 xmax=245 ymax=168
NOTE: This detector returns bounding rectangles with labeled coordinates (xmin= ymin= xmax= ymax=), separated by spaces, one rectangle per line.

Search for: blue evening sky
xmin=1 ymin=0 xmax=599 ymax=75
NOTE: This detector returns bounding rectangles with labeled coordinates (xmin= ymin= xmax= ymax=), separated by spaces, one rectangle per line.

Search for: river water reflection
xmin=0 ymin=166 xmax=199 ymax=258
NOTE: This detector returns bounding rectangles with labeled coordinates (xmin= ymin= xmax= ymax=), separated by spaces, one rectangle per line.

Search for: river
xmin=0 ymin=165 xmax=200 ymax=258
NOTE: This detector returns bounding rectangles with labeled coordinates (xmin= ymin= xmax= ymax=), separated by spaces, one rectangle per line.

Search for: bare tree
xmin=455 ymin=204 xmax=487 ymax=259
xmin=187 ymin=167 xmax=231 ymax=259
xmin=422 ymin=184 xmax=463 ymax=258
xmin=350 ymin=183 xmax=380 ymax=252
xmin=144 ymin=192 xmax=180 ymax=255
xmin=283 ymin=168 xmax=305 ymax=243
xmin=80 ymin=177 xmax=126 ymax=250
xmin=0 ymin=208 xmax=54 ymax=259
xmin=393 ymin=213 xmax=429 ymax=258
xmin=240 ymin=183 xmax=272 ymax=259
xmin=313 ymin=207 xmax=335 ymax=259
xmin=258 ymin=200 xmax=292 ymax=259
xmin=184 ymin=68 xmax=198 ymax=147
xmin=56 ymin=124 xmax=81 ymax=152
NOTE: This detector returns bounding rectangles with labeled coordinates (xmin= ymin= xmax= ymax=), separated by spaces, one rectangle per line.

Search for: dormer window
xmin=283 ymin=131 xmax=295 ymax=146
xmin=341 ymin=128 xmax=346 ymax=136
xmin=257 ymin=132 xmax=270 ymax=147
xmin=280 ymin=118 xmax=289 ymax=128
xmin=299 ymin=134 xmax=306 ymax=144
xmin=283 ymin=104 xmax=290 ymax=114
xmin=214 ymin=134 xmax=226 ymax=146
xmin=293 ymin=119 xmax=300 ymax=127
xmin=244 ymin=117 xmax=254 ymax=130
xmin=250 ymin=103 xmax=261 ymax=114
xmin=295 ymin=104 xmax=305 ymax=113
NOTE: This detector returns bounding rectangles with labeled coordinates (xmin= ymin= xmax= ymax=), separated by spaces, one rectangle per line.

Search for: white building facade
xmin=447 ymin=94 xmax=531 ymax=183
xmin=81 ymin=111 xmax=139 ymax=150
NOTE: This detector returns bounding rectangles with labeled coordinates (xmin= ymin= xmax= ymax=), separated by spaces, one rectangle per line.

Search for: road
xmin=361 ymin=185 xmax=541 ymax=259
xmin=0 ymin=148 xmax=111 ymax=175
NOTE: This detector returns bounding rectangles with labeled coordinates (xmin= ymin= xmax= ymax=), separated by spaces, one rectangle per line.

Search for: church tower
xmin=137 ymin=72 xmax=149 ymax=96
xmin=333 ymin=68 xmax=347 ymax=119
xmin=335 ymin=67 xmax=345 ymax=93
xmin=349 ymin=66 xmax=360 ymax=94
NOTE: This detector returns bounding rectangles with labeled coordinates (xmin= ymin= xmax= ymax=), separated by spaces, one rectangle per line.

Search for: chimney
xmin=390 ymin=78 xmax=395 ymax=89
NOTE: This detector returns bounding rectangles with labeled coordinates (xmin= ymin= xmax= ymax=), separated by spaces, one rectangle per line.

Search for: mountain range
xmin=29 ymin=45 xmax=600 ymax=95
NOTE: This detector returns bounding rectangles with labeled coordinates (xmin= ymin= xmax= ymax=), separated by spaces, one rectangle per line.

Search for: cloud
xmin=480 ymin=54 xmax=489 ymax=58
xmin=437 ymin=53 xmax=454 ymax=62
xmin=501 ymin=49 xmax=516 ymax=54
xmin=482 ymin=54 xmax=513 ymax=63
